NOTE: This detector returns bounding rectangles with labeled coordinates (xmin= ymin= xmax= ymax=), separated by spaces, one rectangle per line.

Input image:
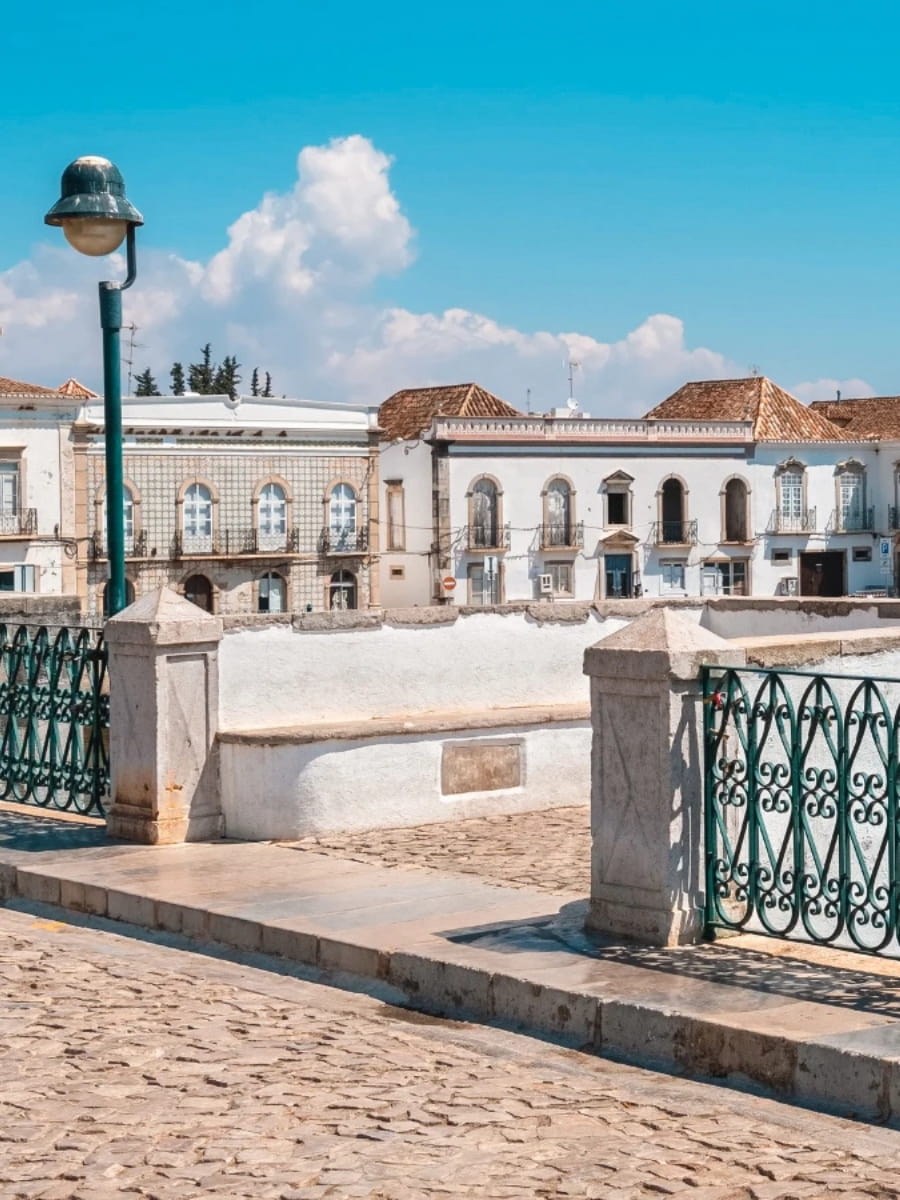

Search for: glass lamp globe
xmin=62 ymin=217 xmax=129 ymax=257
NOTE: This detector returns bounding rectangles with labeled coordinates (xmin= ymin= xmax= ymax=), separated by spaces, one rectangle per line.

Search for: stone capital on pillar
xmin=104 ymin=586 xmax=223 ymax=845
xmin=583 ymin=608 xmax=746 ymax=946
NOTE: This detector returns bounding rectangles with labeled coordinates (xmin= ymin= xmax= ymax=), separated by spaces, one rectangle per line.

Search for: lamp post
xmin=44 ymin=156 xmax=143 ymax=616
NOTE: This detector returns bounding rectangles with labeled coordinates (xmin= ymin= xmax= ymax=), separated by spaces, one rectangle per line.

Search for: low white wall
xmin=219 ymin=606 xmax=625 ymax=731
xmin=701 ymin=600 xmax=900 ymax=640
xmin=219 ymin=721 xmax=590 ymax=839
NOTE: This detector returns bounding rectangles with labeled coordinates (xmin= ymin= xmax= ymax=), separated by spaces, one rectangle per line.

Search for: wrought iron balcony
xmin=0 ymin=509 xmax=37 ymax=537
xmin=767 ymin=508 xmax=817 ymax=534
xmin=89 ymin=530 xmax=148 ymax=560
xmin=173 ymin=527 xmax=300 ymax=558
xmin=650 ymin=519 xmax=698 ymax=546
xmin=319 ymin=526 xmax=369 ymax=554
xmin=539 ymin=521 xmax=584 ymax=550
xmin=828 ymin=506 xmax=875 ymax=533
xmin=890 ymin=505 xmax=900 ymax=531
xmin=464 ymin=523 xmax=512 ymax=551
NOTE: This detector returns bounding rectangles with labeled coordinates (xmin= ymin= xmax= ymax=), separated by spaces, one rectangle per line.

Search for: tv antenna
xmin=123 ymin=323 xmax=145 ymax=394
xmin=566 ymin=358 xmax=581 ymax=412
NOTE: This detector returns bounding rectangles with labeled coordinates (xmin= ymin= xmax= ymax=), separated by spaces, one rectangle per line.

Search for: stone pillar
xmin=583 ymin=608 xmax=745 ymax=946
xmin=104 ymin=586 xmax=223 ymax=844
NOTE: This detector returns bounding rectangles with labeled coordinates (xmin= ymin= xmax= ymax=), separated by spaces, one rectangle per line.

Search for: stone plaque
xmin=441 ymin=740 xmax=522 ymax=795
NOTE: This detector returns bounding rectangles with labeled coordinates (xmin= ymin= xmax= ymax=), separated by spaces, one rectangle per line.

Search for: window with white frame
xmin=780 ymin=469 xmax=803 ymax=525
xmin=470 ymin=478 xmax=500 ymax=549
xmin=468 ymin=560 xmax=500 ymax=605
xmin=660 ymin=560 xmax=686 ymax=591
xmin=704 ymin=559 xmax=748 ymax=595
xmin=183 ymin=483 xmax=213 ymax=544
xmin=0 ymin=564 xmax=35 ymax=593
xmin=258 ymin=482 xmax=287 ymax=539
xmin=837 ymin=464 xmax=865 ymax=531
xmin=544 ymin=479 xmax=573 ymax=546
xmin=544 ymin=561 xmax=573 ymax=595
xmin=258 ymin=571 xmax=286 ymax=613
xmin=0 ymin=462 xmax=20 ymax=534
xmin=329 ymin=483 xmax=358 ymax=550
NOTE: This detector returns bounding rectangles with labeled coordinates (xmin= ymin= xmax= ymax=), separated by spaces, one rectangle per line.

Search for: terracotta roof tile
xmin=643 ymin=376 xmax=847 ymax=441
xmin=378 ymin=383 xmax=523 ymax=441
xmin=0 ymin=375 xmax=64 ymax=398
xmin=809 ymin=396 xmax=900 ymax=438
xmin=57 ymin=377 xmax=99 ymax=398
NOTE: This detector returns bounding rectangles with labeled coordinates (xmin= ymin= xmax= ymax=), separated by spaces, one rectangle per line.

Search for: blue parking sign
xmin=881 ymin=540 xmax=891 ymax=557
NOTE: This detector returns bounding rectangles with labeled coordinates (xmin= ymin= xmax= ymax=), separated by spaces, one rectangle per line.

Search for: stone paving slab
xmin=4 ymin=819 xmax=900 ymax=1126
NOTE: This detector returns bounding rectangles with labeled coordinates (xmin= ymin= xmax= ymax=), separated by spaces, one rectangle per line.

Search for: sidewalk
xmin=2 ymin=803 xmax=900 ymax=1125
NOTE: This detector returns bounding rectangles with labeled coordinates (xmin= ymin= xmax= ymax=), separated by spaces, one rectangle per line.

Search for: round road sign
xmin=442 ymin=575 xmax=457 ymax=591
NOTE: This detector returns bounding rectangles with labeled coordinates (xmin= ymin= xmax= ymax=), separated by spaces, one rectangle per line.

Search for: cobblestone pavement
xmin=2 ymin=907 xmax=900 ymax=1199
xmin=290 ymin=807 xmax=590 ymax=897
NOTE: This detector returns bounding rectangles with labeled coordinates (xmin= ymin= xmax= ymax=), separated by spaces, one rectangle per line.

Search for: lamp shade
xmin=44 ymin=156 xmax=143 ymax=255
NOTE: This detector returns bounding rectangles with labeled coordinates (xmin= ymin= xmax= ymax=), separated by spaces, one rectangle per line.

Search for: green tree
xmin=250 ymin=367 xmax=260 ymax=397
xmin=262 ymin=371 xmax=273 ymax=398
xmin=188 ymin=343 xmax=214 ymax=394
xmin=170 ymin=362 xmax=186 ymax=395
xmin=134 ymin=368 xmax=160 ymax=397
xmin=213 ymin=354 xmax=241 ymax=400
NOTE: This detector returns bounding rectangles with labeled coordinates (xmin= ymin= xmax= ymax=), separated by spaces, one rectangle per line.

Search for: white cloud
xmin=790 ymin=377 xmax=877 ymax=404
xmin=0 ymin=133 xmax=739 ymax=413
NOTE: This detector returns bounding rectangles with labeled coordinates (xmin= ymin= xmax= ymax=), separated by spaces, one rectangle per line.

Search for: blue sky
xmin=2 ymin=1 xmax=899 ymax=412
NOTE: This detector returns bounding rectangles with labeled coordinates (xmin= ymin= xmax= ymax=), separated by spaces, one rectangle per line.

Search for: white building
xmin=378 ymin=376 xmax=895 ymax=603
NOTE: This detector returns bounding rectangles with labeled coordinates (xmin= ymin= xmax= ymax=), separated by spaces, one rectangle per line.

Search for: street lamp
xmin=44 ymin=156 xmax=143 ymax=616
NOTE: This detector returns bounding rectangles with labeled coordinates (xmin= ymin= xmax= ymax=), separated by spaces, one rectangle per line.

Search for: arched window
xmin=470 ymin=478 xmax=499 ymax=549
xmin=100 ymin=485 xmax=137 ymax=553
xmin=777 ymin=462 xmax=806 ymax=532
xmin=544 ymin=479 xmax=572 ymax=547
xmin=836 ymin=461 xmax=867 ymax=531
xmin=257 ymin=482 xmax=287 ymax=549
xmin=258 ymin=571 xmax=286 ymax=613
xmin=329 ymin=569 xmax=357 ymax=611
xmin=183 ymin=483 xmax=213 ymax=550
xmin=723 ymin=478 xmax=749 ymax=542
xmin=660 ymin=478 xmax=686 ymax=543
xmin=329 ymin=484 xmax=358 ymax=551
xmin=184 ymin=574 xmax=213 ymax=613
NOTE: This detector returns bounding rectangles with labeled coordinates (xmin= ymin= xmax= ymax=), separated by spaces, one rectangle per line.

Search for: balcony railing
xmin=173 ymin=527 xmax=300 ymax=557
xmin=90 ymin=530 xmax=148 ymax=560
xmin=0 ymin=510 xmax=37 ymax=537
xmin=890 ymin=506 xmax=900 ymax=531
xmin=539 ymin=521 xmax=584 ymax=550
xmin=767 ymin=508 xmax=817 ymax=534
xmin=828 ymin=506 xmax=875 ymax=533
xmin=319 ymin=526 xmax=369 ymax=554
xmin=464 ymin=523 xmax=512 ymax=551
xmin=650 ymin=519 xmax=698 ymax=546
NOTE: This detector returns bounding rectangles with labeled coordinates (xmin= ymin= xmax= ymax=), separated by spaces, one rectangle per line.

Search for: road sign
xmin=442 ymin=575 xmax=456 ymax=591
xmin=881 ymin=539 xmax=891 ymax=557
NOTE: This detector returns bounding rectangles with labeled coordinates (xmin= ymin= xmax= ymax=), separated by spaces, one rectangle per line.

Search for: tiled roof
xmin=57 ymin=377 xmax=99 ymax=398
xmin=643 ymin=376 xmax=847 ymax=441
xmin=0 ymin=375 xmax=64 ymax=397
xmin=379 ymin=383 xmax=523 ymax=441
xmin=809 ymin=396 xmax=900 ymax=438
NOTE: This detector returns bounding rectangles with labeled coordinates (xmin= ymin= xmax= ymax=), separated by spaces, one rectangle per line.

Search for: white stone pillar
xmin=583 ymin=608 xmax=745 ymax=946
xmin=104 ymin=587 xmax=223 ymax=844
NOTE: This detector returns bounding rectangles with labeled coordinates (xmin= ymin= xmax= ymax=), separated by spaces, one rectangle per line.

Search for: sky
xmin=1 ymin=0 xmax=899 ymax=414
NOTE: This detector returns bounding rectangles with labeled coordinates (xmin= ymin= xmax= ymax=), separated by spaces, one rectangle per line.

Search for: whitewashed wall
xmin=377 ymin=440 xmax=435 ymax=608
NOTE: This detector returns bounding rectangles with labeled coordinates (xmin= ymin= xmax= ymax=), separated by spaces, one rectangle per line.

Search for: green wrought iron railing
xmin=703 ymin=663 xmax=900 ymax=956
xmin=0 ymin=625 xmax=109 ymax=816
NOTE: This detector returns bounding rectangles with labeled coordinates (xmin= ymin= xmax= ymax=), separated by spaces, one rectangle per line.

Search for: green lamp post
xmin=44 ymin=156 xmax=143 ymax=616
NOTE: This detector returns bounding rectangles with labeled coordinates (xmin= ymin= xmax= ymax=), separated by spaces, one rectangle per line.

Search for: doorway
xmin=184 ymin=574 xmax=214 ymax=612
xmin=604 ymin=554 xmax=633 ymax=598
xmin=799 ymin=551 xmax=844 ymax=597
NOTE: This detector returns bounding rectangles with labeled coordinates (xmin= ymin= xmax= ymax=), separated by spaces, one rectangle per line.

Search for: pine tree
xmin=134 ymin=368 xmax=160 ymax=397
xmin=188 ymin=343 xmax=214 ymax=394
xmin=250 ymin=367 xmax=260 ymax=397
xmin=213 ymin=355 xmax=241 ymax=400
xmin=170 ymin=362 xmax=186 ymax=395
xmin=262 ymin=371 xmax=273 ymax=398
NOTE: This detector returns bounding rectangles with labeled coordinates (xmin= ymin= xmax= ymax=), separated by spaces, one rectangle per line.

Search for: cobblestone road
xmin=1 ymin=906 xmax=900 ymax=1199
xmin=291 ymin=807 xmax=590 ymax=897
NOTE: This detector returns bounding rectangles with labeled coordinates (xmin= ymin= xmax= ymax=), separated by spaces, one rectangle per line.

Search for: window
xmin=607 ymin=492 xmax=628 ymax=525
xmin=258 ymin=483 xmax=287 ymax=539
xmin=329 ymin=569 xmax=357 ymax=610
xmin=184 ymin=574 xmax=213 ymax=612
xmin=779 ymin=467 xmax=804 ymax=530
xmin=544 ymin=561 xmax=573 ymax=595
xmin=386 ymin=481 xmax=405 ymax=551
xmin=467 ymin=560 xmax=500 ymax=605
xmin=704 ymin=559 xmax=748 ymax=596
xmin=723 ymin=478 xmax=749 ymax=542
xmin=123 ymin=486 xmax=135 ymax=545
xmin=0 ymin=564 xmax=35 ymax=593
xmin=0 ymin=462 xmax=20 ymax=534
xmin=183 ymin=483 xmax=213 ymax=548
xmin=544 ymin=479 xmax=573 ymax=546
xmin=390 ymin=565 xmax=405 ymax=579
xmin=660 ymin=478 xmax=686 ymax=543
xmin=772 ymin=548 xmax=792 ymax=564
xmin=660 ymin=560 xmax=686 ymax=591
xmin=258 ymin=571 xmax=286 ymax=613
xmin=329 ymin=483 xmax=358 ymax=551
xmin=853 ymin=546 xmax=873 ymax=563
xmin=837 ymin=462 xmax=866 ymax=531
xmin=470 ymin=478 xmax=500 ymax=549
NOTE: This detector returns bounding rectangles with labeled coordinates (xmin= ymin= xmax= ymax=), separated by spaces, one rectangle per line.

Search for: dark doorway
xmin=184 ymin=574 xmax=214 ymax=612
xmin=800 ymin=551 xmax=844 ymax=597
xmin=661 ymin=479 xmax=685 ymax=542
xmin=604 ymin=554 xmax=633 ymax=598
